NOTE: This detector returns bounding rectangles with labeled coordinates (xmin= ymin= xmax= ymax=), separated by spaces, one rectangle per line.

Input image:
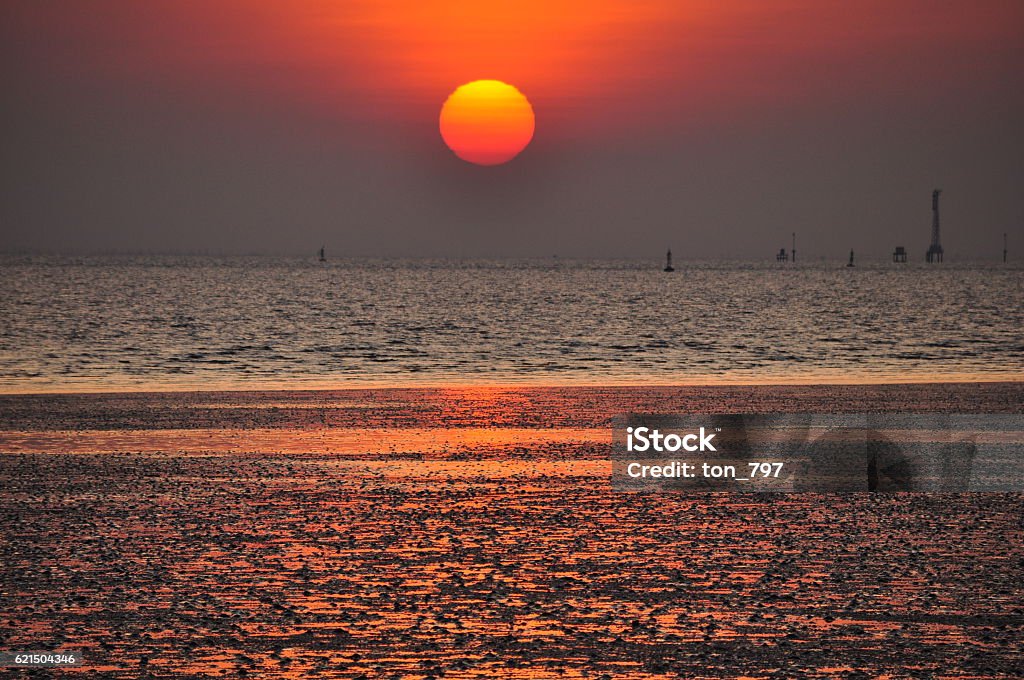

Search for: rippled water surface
xmin=0 ymin=256 xmax=1021 ymax=390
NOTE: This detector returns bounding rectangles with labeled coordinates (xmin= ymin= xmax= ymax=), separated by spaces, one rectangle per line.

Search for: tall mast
xmin=926 ymin=189 xmax=943 ymax=262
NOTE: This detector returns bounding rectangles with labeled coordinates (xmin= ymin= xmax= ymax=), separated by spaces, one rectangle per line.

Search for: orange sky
xmin=2 ymin=0 xmax=1022 ymax=257
xmin=7 ymin=0 xmax=1022 ymax=142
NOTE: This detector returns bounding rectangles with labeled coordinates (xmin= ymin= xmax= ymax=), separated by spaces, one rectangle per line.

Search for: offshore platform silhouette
xmin=926 ymin=189 xmax=943 ymax=263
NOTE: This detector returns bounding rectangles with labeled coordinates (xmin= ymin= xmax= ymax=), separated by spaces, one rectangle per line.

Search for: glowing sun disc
xmin=439 ymin=80 xmax=535 ymax=166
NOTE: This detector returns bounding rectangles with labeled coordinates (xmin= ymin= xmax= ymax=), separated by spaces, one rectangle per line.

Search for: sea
xmin=0 ymin=256 xmax=1021 ymax=392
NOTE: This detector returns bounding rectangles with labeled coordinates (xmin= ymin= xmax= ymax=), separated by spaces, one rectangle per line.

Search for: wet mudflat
xmin=1 ymin=384 xmax=1022 ymax=678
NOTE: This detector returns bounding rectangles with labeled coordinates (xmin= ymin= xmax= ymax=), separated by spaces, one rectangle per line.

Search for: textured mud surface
xmin=2 ymin=384 xmax=1022 ymax=678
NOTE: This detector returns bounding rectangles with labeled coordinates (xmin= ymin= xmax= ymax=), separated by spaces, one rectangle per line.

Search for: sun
xmin=439 ymin=80 xmax=535 ymax=166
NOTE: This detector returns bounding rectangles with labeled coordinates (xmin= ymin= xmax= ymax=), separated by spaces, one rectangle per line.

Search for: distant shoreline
xmin=2 ymin=382 xmax=1021 ymax=432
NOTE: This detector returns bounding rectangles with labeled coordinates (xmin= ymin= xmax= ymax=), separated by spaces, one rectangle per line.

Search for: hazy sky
xmin=2 ymin=1 xmax=1022 ymax=259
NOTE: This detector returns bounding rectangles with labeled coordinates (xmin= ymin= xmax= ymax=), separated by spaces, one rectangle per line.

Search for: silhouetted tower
xmin=1004 ymin=232 xmax=1008 ymax=263
xmin=664 ymin=248 xmax=674 ymax=272
xmin=776 ymin=248 xmax=788 ymax=262
xmin=926 ymin=189 xmax=943 ymax=263
xmin=847 ymin=249 xmax=855 ymax=267
xmin=791 ymin=232 xmax=796 ymax=263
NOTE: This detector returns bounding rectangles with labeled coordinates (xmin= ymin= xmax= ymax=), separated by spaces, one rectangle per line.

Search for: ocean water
xmin=0 ymin=256 xmax=1021 ymax=391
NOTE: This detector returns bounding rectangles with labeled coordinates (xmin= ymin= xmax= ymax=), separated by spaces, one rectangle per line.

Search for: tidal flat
xmin=1 ymin=383 xmax=1022 ymax=678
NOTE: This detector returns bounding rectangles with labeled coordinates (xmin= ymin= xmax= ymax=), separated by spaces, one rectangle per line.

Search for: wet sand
xmin=1 ymin=383 xmax=1022 ymax=678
